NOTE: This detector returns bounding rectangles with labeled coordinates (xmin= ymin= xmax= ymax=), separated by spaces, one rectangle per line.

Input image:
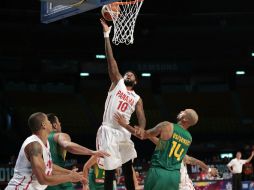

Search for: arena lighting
xmin=252 ymin=52 xmax=254 ymax=57
xmin=80 ymin=72 xmax=89 ymax=77
xmin=220 ymin=153 xmax=233 ymax=159
xmin=236 ymin=71 xmax=245 ymax=75
xmin=141 ymin=73 xmax=151 ymax=77
xmin=96 ymin=54 xmax=106 ymax=59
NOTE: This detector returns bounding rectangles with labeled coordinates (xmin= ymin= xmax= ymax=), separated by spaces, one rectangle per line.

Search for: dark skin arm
xmin=100 ymin=18 xmax=122 ymax=91
xmin=134 ymin=98 xmax=146 ymax=138
xmin=135 ymin=98 xmax=146 ymax=129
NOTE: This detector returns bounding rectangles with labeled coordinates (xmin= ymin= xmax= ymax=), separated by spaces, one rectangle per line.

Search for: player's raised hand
xmin=100 ymin=18 xmax=112 ymax=33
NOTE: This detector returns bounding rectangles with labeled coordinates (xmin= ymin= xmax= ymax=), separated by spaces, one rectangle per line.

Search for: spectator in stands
xmin=5 ymin=112 xmax=84 ymax=190
xmin=46 ymin=113 xmax=109 ymax=190
xmin=227 ymin=151 xmax=254 ymax=190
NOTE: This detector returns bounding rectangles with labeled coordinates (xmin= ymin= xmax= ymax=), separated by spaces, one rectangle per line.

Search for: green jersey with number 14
xmin=151 ymin=123 xmax=192 ymax=171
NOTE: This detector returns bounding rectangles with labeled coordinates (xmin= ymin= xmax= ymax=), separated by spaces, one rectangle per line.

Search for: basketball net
xmin=106 ymin=0 xmax=144 ymax=45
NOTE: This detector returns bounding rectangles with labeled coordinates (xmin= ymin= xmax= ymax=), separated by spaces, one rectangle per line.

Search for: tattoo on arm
xmin=147 ymin=121 xmax=170 ymax=137
xmin=25 ymin=142 xmax=42 ymax=162
xmin=29 ymin=142 xmax=42 ymax=157
xmin=188 ymin=157 xmax=198 ymax=165
xmin=188 ymin=156 xmax=209 ymax=171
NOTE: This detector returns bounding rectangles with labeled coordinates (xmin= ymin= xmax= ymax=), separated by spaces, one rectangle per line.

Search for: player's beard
xmin=124 ymin=80 xmax=135 ymax=87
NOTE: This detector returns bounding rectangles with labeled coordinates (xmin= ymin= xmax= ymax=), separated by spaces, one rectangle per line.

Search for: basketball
xmin=101 ymin=4 xmax=120 ymax=21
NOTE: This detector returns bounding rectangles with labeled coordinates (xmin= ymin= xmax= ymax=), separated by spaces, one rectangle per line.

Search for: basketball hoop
xmin=104 ymin=0 xmax=144 ymax=45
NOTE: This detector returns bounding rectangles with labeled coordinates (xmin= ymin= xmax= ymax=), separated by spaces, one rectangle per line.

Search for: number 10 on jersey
xmin=117 ymin=101 xmax=128 ymax=112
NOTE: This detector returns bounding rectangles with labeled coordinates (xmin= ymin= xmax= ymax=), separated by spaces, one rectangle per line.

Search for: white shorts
xmin=179 ymin=164 xmax=195 ymax=190
xmin=96 ymin=125 xmax=137 ymax=170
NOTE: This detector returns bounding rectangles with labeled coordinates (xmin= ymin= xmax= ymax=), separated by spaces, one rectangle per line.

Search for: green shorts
xmin=46 ymin=182 xmax=75 ymax=190
xmin=144 ymin=167 xmax=180 ymax=190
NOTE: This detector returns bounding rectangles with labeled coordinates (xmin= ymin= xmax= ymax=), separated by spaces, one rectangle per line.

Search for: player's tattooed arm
xmin=25 ymin=141 xmax=84 ymax=185
xmin=146 ymin=121 xmax=172 ymax=139
xmin=184 ymin=155 xmax=200 ymax=166
xmin=184 ymin=155 xmax=218 ymax=176
xmin=25 ymin=141 xmax=43 ymax=161
xmin=25 ymin=142 xmax=48 ymax=184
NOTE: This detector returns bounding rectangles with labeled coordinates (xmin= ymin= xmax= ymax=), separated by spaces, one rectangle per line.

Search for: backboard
xmin=40 ymin=0 xmax=120 ymax=24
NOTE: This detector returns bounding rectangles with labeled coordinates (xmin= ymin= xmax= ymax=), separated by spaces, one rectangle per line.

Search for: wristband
xmin=103 ymin=26 xmax=112 ymax=38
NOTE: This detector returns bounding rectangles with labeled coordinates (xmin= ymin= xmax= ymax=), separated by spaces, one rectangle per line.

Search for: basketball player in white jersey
xmin=96 ymin=18 xmax=146 ymax=190
xmin=147 ymin=136 xmax=218 ymax=190
xmin=5 ymin=112 xmax=84 ymax=190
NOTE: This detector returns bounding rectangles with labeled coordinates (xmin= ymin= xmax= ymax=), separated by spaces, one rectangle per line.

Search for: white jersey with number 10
xmin=102 ymin=79 xmax=140 ymax=130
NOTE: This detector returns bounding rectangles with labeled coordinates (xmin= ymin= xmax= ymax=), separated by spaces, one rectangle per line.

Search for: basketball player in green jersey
xmin=114 ymin=109 xmax=198 ymax=190
xmin=83 ymin=156 xmax=105 ymax=190
xmin=82 ymin=156 xmax=140 ymax=190
xmin=46 ymin=113 xmax=109 ymax=190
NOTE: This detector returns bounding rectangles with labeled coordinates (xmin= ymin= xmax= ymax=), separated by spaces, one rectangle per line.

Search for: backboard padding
xmin=41 ymin=0 xmax=120 ymax=23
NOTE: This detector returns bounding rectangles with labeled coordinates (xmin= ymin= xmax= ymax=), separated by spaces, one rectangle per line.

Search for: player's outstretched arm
xmin=135 ymin=98 xmax=146 ymax=130
xmin=83 ymin=156 xmax=97 ymax=179
xmin=82 ymin=156 xmax=97 ymax=190
xmin=114 ymin=113 xmax=172 ymax=140
xmin=25 ymin=142 xmax=84 ymax=186
xmin=146 ymin=121 xmax=172 ymax=140
xmin=114 ymin=113 xmax=136 ymax=133
xmin=56 ymin=133 xmax=110 ymax=157
xmin=52 ymin=163 xmax=72 ymax=175
xmin=100 ymin=18 xmax=122 ymax=86
xmin=134 ymin=98 xmax=146 ymax=139
xmin=184 ymin=155 xmax=218 ymax=176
